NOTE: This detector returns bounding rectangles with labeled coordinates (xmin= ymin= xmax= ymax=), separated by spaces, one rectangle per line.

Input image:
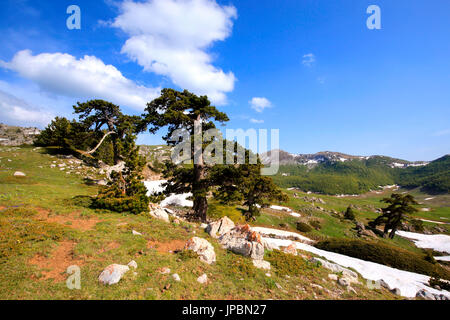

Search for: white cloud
xmin=250 ymin=118 xmax=264 ymax=124
xmin=111 ymin=0 xmax=237 ymax=105
xmin=249 ymin=97 xmax=272 ymax=113
xmin=0 ymin=89 xmax=54 ymax=127
xmin=302 ymin=53 xmax=315 ymax=67
xmin=0 ymin=50 xmax=160 ymax=111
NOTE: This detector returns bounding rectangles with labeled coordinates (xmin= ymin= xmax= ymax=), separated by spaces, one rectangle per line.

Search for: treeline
xmin=273 ymin=160 xmax=395 ymax=194
xmin=274 ymin=156 xmax=449 ymax=195
xmin=393 ymin=155 xmax=450 ymax=194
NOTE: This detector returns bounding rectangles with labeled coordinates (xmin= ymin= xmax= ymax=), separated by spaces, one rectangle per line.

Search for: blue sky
xmin=0 ymin=0 xmax=449 ymax=161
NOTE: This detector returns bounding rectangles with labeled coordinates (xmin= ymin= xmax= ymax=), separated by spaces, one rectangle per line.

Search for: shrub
xmin=410 ymin=219 xmax=424 ymax=232
xmin=228 ymin=256 xmax=256 ymax=278
xmin=316 ymin=238 xmax=450 ymax=280
xmin=71 ymin=195 xmax=94 ymax=208
xmin=344 ymin=206 xmax=356 ymax=220
xmin=309 ymin=220 xmax=322 ymax=230
xmin=265 ymin=249 xmax=318 ymax=276
xmin=296 ymin=222 xmax=312 ymax=233
xmin=429 ymin=277 xmax=450 ymax=291
xmin=177 ymin=250 xmax=199 ymax=261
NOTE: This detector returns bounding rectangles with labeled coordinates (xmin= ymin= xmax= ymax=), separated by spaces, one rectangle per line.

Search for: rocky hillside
xmin=0 ymin=123 xmax=41 ymax=146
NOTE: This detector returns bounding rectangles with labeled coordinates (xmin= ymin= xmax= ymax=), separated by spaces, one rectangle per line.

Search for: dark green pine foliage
xmin=344 ymin=206 xmax=356 ymax=221
xmin=141 ymin=89 xmax=229 ymax=222
xmin=94 ymin=119 xmax=149 ymax=215
xmin=212 ymin=147 xmax=288 ymax=221
xmin=368 ymin=193 xmax=418 ymax=239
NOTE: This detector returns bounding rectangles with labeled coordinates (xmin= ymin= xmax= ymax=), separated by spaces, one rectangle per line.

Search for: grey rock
xmin=185 ymin=237 xmax=216 ymax=264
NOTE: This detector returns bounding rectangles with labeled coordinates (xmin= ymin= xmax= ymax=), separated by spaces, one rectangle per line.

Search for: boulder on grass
xmin=185 ymin=237 xmax=216 ymax=264
xmin=205 ymin=217 xmax=235 ymax=238
xmin=13 ymin=171 xmax=26 ymax=177
xmin=98 ymin=264 xmax=130 ymax=285
xmin=206 ymin=216 xmax=235 ymax=238
xmin=218 ymin=225 xmax=265 ymax=260
xmin=149 ymin=207 xmax=170 ymax=223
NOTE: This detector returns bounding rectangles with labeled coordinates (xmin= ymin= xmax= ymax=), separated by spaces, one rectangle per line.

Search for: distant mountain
xmin=260 ymin=149 xmax=429 ymax=168
xmin=263 ymin=149 xmax=448 ymax=195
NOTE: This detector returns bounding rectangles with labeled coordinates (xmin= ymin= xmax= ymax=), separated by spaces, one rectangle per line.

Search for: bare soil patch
xmin=147 ymin=239 xmax=186 ymax=253
xmin=34 ymin=208 xmax=100 ymax=231
xmin=29 ymin=241 xmax=84 ymax=282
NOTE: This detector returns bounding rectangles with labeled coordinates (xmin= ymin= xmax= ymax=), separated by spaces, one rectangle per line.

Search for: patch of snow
xmin=424 ymin=197 xmax=435 ymax=201
xmin=435 ymin=256 xmax=450 ymax=262
xmin=251 ymin=227 xmax=312 ymax=243
xmin=269 ymin=205 xmax=292 ymax=212
xmin=263 ymin=237 xmax=450 ymax=298
xmin=161 ymin=193 xmax=193 ymax=207
xmin=396 ymin=231 xmax=450 ymax=254
xmin=144 ymin=180 xmax=193 ymax=207
xmin=290 ymin=212 xmax=301 ymax=218
xmin=420 ymin=208 xmax=431 ymax=212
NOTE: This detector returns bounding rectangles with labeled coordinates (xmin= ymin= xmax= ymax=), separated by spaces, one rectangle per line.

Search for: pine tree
xmin=368 ymin=193 xmax=418 ymax=239
xmin=212 ymin=148 xmax=288 ymax=221
xmin=141 ymin=89 xmax=229 ymax=222
xmin=94 ymin=119 xmax=149 ymax=214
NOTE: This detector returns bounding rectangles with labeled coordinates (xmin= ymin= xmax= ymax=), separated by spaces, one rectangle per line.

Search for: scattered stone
xmin=132 ymin=230 xmax=142 ymax=236
xmin=282 ymin=243 xmax=298 ymax=256
xmin=252 ymin=259 xmax=271 ymax=270
xmin=160 ymin=267 xmax=171 ymax=274
xmin=197 ymin=273 xmax=208 ymax=284
xmin=127 ymin=260 xmax=138 ymax=269
xmin=338 ymin=278 xmax=350 ymax=287
xmin=13 ymin=171 xmax=26 ymax=177
xmin=98 ymin=264 xmax=130 ymax=285
xmin=390 ymin=288 xmax=402 ymax=296
xmin=172 ymin=273 xmax=181 ymax=281
xmin=348 ymin=287 xmax=357 ymax=294
xmin=275 ymin=283 xmax=283 ymax=289
xmin=310 ymin=257 xmax=358 ymax=284
xmin=265 ymin=273 xmax=271 ymax=277
xmin=218 ymin=225 xmax=265 ymax=260
xmin=311 ymin=284 xmax=323 ymax=290
xmin=149 ymin=207 xmax=170 ymax=223
xmin=416 ymin=289 xmax=435 ymax=300
xmin=328 ymin=274 xmax=338 ymax=281
xmin=185 ymin=237 xmax=216 ymax=264
xmin=206 ymin=216 xmax=235 ymax=238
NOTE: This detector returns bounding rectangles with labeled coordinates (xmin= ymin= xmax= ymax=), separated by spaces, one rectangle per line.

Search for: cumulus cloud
xmin=249 ymin=97 xmax=272 ymax=113
xmin=302 ymin=53 xmax=315 ymax=67
xmin=250 ymin=118 xmax=264 ymax=124
xmin=111 ymin=0 xmax=237 ymax=105
xmin=0 ymin=89 xmax=54 ymax=127
xmin=0 ymin=50 xmax=160 ymax=111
